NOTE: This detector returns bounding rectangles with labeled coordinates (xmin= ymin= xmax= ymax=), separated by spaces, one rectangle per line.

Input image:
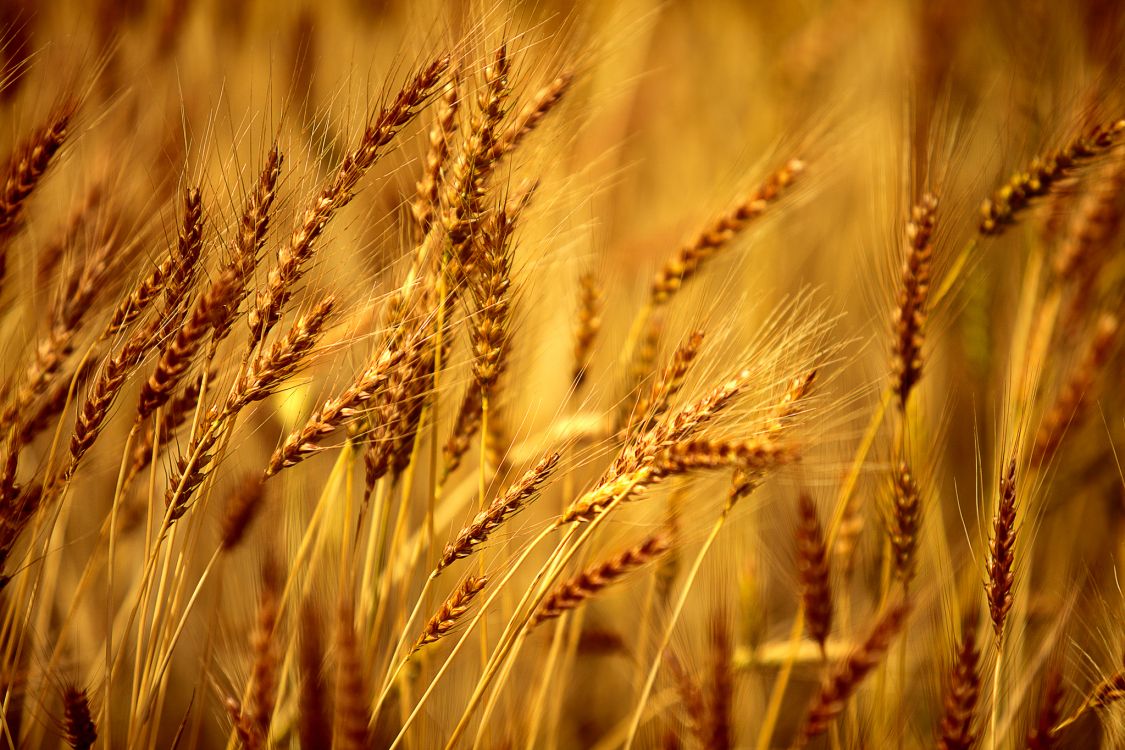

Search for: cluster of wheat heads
xmin=2 ymin=0 xmax=1125 ymax=748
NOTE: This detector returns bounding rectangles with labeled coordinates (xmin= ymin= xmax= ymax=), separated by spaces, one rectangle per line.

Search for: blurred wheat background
xmin=0 ymin=0 xmax=1124 ymax=747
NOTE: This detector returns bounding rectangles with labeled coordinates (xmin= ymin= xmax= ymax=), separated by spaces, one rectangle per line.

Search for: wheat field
xmin=0 ymin=0 xmax=1123 ymax=748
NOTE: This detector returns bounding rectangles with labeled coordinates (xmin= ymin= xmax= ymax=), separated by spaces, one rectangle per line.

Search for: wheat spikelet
xmin=438 ymin=452 xmax=560 ymax=571
xmin=137 ymin=270 xmax=237 ymax=421
xmin=936 ymin=628 xmax=982 ymax=750
xmin=650 ymin=159 xmax=804 ymax=305
xmin=249 ymin=54 xmax=449 ymax=347
xmin=890 ymin=193 xmax=937 ymax=408
xmin=412 ymin=71 xmax=460 ymax=240
xmin=68 ymin=317 xmax=160 ymax=475
xmin=220 ymin=475 xmax=267 ymax=551
xmin=440 ymin=43 xmax=510 ymax=285
xmin=572 ymin=271 xmax=603 ymax=389
xmin=333 ymin=602 xmax=371 ymax=750
xmin=494 ymin=70 xmax=574 ymax=159
xmin=126 ymin=372 xmax=206 ymax=485
xmin=0 ymin=100 xmax=77 ymax=279
xmin=1026 ymin=667 xmax=1064 ymax=750
xmin=264 ymin=326 xmax=416 ymax=476
xmin=790 ymin=600 xmax=910 ymax=748
xmin=886 ymin=460 xmax=922 ymax=587
xmin=298 ymin=605 xmax=332 ymax=749
xmin=156 ymin=186 xmax=206 ymax=342
xmin=1053 ymin=150 xmax=1125 ymax=281
xmin=1031 ymin=313 xmax=1118 ymax=467
xmin=229 ymin=295 xmax=336 ymax=412
xmin=980 ymin=118 xmax=1125 ymax=235
xmin=237 ymin=559 xmax=281 ymax=749
xmin=986 ymin=457 xmax=1017 ymax=639
xmin=530 ymin=531 xmax=671 ymax=628
xmin=212 ymin=145 xmax=283 ymax=346
xmin=796 ymin=492 xmax=832 ymax=651
xmin=667 ymin=653 xmax=707 ymax=747
xmin=61 ymin=685 xmax=97 ymax=750
xmin=707 ymin=611 xmax=734 ymax=750
xmin=412 ymin=575 xmax=489 ymax=651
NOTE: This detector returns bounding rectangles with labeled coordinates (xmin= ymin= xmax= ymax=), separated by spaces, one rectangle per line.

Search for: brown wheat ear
xmin=530 ymin=531 xmax=671 ymax=628
xmin=250 ymin=53 xmax=450 ymax=347
xmin=264 ymin=320 xmax=419 ymax=477
xmin=494 ymin=69 xmax=575 ymax=159
xmin=439 ymin=43 xmax=510 ymax=286
xmin=796 ymin=492 xmax=833 ymax=652
xmin=239 ymin=559 xmax=281 ymax=750
xmin=220 ymin=475 xmax=267 ymax=552
xmin=137 ymin=269 xmax=237 ymax=421
xmin=986 ymin=457 xmax=1017 ymax=639
xmin=412 ymin=575 xmax=489 ymax=652
xmin=1026 ymin=666 xmax=1064 ymax=750
xmin=650 ymin=159 xmax=804 ymax=305
xmin=706 ymin=610 xmax=734 ymax=750
xmin=887 ymin=460 xmax=922 ymax=588
xmin=412 ymin=69 xmax=460 ymax=240
xmin=212 ymin=144 xmax=283 ymax=346
xmin=791 ymin=599 xmax=910 ymax=748
xmin=61 ymin=684 xmax=97 ymax=750
xmin=1031 ymin=312 xmax=1118 ymax=467
xmin=572 ymin=270 xmax=604 ymax=390
xmin=438 ymin=452 xmax=560 ymax=572
xmin=891 ymin=193 xmax=937 ymax=408
xmin=298 ymin=604 xmax=332 ymax=749
xmin=980 ymin=118 xmax=1125 ymax=235
xmin=0 ymin=99 xmax=77 ymax=282
xmin=936 ymin=627 xmax=982 ymax=750
xmin=156 ymin=186 xmax=206 ymax=343
xmin=333 ymin=601 xmax=371 ymax=750
xmin=667 ymin=653 xmax=707 ymax=747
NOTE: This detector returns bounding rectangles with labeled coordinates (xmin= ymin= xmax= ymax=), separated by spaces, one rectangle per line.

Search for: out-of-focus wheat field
xmin=0 ymin=0 xmax=1123 ymax=747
